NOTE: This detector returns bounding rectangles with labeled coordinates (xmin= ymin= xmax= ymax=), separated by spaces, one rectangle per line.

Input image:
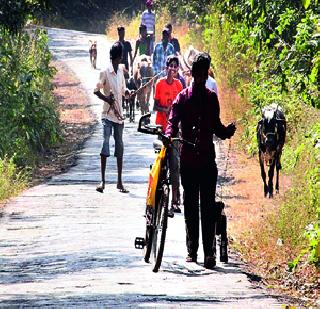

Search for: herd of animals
xmin=88 ymin=39 xmax=287 ymax=198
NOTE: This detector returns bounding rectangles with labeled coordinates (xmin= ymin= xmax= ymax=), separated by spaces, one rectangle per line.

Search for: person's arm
xmin=168 ymin=43 xmax=174 ymax=57
xmin=212 ymin=93 xmax=236 ymax=139
xmin=165 ymin=92 xmax=182 ymax=138
xmin=153 ymin=99 xmax=170 ymax=113
xmin=128 ymin=42 xmax=133 ymax=69
xmin=121 ymin=70 xmax=126 ymax=97
xmin=93 ymin=73 xmax=114 ymax=104
xmin=94 ymin=89 xmax=114 ymax=104
xmin=152 ymin=45 xmax=157 ymax=73
xmin=175 ymin=39 xmax=181 ymax=55
xmin=132 ymin=39 xmax=140 ymax=64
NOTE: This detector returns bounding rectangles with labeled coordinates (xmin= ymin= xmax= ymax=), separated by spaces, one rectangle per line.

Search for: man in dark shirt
xmin=165 ymin=53 xmax=236 ymax=269
xmin=166 ymin=23 xmax=180 ymax=56
xmin=117 ymin=26 xmax=133 ymax=79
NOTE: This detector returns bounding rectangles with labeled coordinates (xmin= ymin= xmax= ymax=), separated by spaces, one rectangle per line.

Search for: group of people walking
xmin=93 ymin=0 xmax=236 ymax=269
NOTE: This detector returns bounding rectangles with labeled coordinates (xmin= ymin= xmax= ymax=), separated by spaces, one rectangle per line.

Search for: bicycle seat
xmin=153 ymin=139 xmax=163 ymax=152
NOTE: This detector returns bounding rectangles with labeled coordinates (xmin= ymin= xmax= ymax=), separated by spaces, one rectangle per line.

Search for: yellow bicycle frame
xmin=146 ymin=146 xmax=166 ymax=208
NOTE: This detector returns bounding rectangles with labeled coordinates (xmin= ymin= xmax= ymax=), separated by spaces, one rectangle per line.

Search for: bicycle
xmin=134 ymin=113 xmax=195 ymax=272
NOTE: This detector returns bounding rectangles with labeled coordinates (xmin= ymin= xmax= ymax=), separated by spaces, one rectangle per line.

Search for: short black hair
xmin=117 ymin=26 xmax=125 ymax=32
xmin=162 ymin=28 xmax=169 ymax=36
xmin=192 ymin=52 xmax=211 ymax=76
xmin=110 ymin=41 xmax=123 ymax=60
xmin=165 ymin=23 xmax=172 ymax=30
xmin=139 ymin=24 xmax=147 ymax=31
xmin=166 ymin=55 xmax=179 ymax=68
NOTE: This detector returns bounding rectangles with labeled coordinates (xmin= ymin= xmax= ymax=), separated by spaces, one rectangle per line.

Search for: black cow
xmin=124 ymin=77 xmax=138 ymax=123
xmin=257 ymin=104 xmax=286 ymax=198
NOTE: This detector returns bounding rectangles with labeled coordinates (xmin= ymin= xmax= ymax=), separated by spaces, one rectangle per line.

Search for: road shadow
xmin=0 ymin=291 xmax=289 ymax=307
xmin=0 ymin=249 xmax=142 ymax=285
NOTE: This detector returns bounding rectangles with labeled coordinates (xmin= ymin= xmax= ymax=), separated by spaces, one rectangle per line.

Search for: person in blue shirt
xmin=152 ymin=28 xmax=174 ymax=77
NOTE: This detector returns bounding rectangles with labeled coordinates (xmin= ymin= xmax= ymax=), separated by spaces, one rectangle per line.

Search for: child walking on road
xmin=94 ymin=42 xmax=130 ymax=194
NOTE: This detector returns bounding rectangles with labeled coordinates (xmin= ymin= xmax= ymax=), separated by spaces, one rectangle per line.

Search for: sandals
xmin=117 ymin=184 xmax=129 ymax=193
xmin=186 ymin=255 xmax=197 ymax=263
xmin=119 ymin=187 xmax=129 ymax=193
xmin=96 ymin=182 xmax=105 ymax=193
xmin=96 ymin=183 xmax=129 ymax=194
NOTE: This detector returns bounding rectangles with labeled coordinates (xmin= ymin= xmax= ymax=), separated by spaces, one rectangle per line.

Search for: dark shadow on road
xmin=51 ymin=49 xmax=89 ymax=59
xmin=0 ymin=291 xmax=288 ymax=307
xmin=0 ymin=250 xmax=142 ymax=285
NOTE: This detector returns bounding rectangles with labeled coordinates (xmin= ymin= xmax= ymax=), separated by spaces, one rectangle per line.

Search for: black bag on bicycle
xmin=215 ymin=201 xmax=228 ymax=263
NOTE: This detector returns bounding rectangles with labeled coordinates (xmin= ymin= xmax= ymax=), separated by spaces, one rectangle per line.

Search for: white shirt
xmin=141 ymin=10 xmax=155 ymax=34
xmin=206 ymin=76 xmax=218 ymax=97
xmin=190 ymin=76 xmax=219 ymax=97
xmin=98 ymin=63 xmax=126 ymax=124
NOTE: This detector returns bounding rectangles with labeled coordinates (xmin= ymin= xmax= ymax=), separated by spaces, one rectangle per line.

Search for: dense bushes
xmin=0 ymin=28 xmax=60 ymax=166
xmin=199 ymin=1 xmax=319 ymax=271
xmin=0 ymin=1 xmax=61 ymax=199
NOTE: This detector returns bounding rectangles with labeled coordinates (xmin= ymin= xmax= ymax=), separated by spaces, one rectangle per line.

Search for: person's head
xmin=162 ymin=28 xmax=170 ymax=44
xmin=117 ymin=26 xmax=125 ymax=40
xmin=192 ymin=52 xmax=211 ymax=86
xmin=166 ymin=55 xmax=179 ymax=77
xmin=110 ymin=41 xmax=123 ymax=64
xmin=165 ymin=23 xmax=172 ymax=36
xmin=139 ymin=24 xmax=147 ymax=38
xmin=146 ymin=0 xmax=152 ymax=11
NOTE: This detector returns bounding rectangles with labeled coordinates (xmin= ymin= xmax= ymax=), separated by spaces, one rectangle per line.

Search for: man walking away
xmin=166 ymin=23 xmax=181 ymax=56
xmin=117 ymin=26 xmax=133 ymax=79
xmin=165 ymin=53 xmax=236 ymax=269
xmin=141 ymin=0 xmax=155 ymax=54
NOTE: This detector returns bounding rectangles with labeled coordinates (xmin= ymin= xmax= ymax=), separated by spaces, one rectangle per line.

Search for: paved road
xmin=0 ymin=28 xmax=290 ymax=307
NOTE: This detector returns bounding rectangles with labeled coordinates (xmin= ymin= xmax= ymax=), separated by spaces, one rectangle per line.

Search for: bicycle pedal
xmin=135 ymin=237 xmax=145 ymax=249
xmin=167 ymin=211 xmax=174 ymax=218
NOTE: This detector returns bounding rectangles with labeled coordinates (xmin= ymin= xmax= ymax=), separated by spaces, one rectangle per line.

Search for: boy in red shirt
xmin=154 ymin=55 xmax=183 ymax=215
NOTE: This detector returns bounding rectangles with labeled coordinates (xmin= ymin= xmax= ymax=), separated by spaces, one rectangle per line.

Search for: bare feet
xmin=96 ymin=181 xmax=105 ymax=193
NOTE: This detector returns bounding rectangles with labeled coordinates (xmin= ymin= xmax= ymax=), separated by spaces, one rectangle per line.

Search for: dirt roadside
xmin=31 ymin=60 xmax=97 ymax=185
xmin=218 ymin=82 xmax=318 ymax=305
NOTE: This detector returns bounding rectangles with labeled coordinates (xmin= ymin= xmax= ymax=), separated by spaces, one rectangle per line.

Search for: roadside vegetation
xmin=0 ymin=1 xmax=60 ymax=202
xmin=158 ymin=0 xmax=319 ymax=301
xmin=106 ymin=0 xmax=319 ymax=302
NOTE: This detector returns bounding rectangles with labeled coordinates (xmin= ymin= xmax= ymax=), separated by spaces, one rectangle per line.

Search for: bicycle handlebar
xmin=137 ymin=114 xmax=196 ymax=148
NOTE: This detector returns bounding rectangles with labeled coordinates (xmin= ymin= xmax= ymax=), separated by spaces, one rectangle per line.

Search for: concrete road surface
xmin=0 ymin=28 xmax=294 ymax=308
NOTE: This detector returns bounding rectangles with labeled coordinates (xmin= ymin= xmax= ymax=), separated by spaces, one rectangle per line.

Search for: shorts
xmin=100 ymin=118 xmax=124 ymax=158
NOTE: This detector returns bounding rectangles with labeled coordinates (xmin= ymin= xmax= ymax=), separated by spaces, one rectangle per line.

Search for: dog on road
xmin=89 ymin=40 xmax=97 ymax=69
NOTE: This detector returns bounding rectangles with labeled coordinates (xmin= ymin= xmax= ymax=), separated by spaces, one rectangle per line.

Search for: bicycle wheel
xmin=144 ymin=206 xmax=154 ymax=263
xmin=151 ymin=184 xmax=169 ymax=272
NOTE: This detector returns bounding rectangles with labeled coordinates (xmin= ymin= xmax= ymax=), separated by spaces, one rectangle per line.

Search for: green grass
xmin=0 ymin=157 xmax=28 ymax=202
